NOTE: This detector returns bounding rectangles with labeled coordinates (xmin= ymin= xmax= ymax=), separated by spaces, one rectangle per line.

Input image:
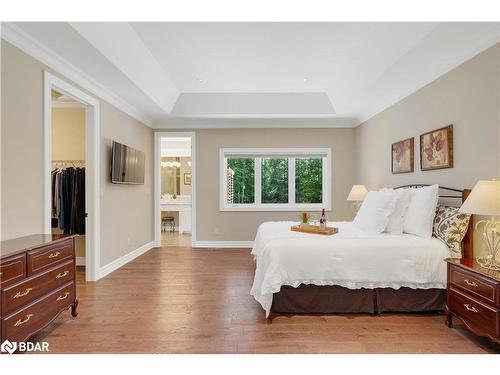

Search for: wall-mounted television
xmin=111 ymin=141 xmax=145 ymax=184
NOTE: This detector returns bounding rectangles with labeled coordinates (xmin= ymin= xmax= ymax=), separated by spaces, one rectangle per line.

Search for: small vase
xmin=300 ymin=222 xmax=308 ymax=228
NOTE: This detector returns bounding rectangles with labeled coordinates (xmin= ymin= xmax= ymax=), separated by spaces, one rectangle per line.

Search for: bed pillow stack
xmin=403 ymin=184 xmax=439 ymax=239
xmin=353 ymin=184 xmax=439 ymax=238
xmin=381 ymin=188 xmax=411 ymax=235
xmin=353 ymin=190 xmax=398 ymax=234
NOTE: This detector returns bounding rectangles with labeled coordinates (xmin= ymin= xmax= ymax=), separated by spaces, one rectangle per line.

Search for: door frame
xmin=43 ymin=71 xmax=101 ymax=281
xmin=154 ymin=131 xmax=196 ymax=247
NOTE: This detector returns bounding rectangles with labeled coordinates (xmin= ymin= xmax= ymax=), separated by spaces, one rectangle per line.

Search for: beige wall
xmin=355 ymin=43 xmax=500 ymax=257
xmin=52 ymin=107 xmax=86 ymax=161
xmin=180 ymin=157 xmax=192 ymax=196
xmin=1 ymin=40 xmax=154 ymax=266
xmin=179 ymin=128 xmax=355 ymax=242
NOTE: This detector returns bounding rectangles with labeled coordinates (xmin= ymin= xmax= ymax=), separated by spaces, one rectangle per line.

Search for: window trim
xmin=219 ymin=148 xmax=332 ymax=211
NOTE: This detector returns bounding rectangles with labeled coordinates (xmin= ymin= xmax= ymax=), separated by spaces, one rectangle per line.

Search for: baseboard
xmin=192 ymin=241 xmax=253 ymax=249
xmin=98 ymin=241 xmax=155 ymax=279
xmin=75 ymin=257 xmax=86 ymax=266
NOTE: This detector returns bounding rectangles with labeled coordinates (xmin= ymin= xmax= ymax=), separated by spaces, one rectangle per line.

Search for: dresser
xmin=1 ymin=234 xmax=78 ymax=344
xmin=445 ymin=258 xmax=500 ymax=344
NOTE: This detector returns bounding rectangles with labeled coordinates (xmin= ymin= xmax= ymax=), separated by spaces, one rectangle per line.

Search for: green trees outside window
xmin=226 ymin=155 xmax=325 ymax=206
xmin=261 ymin=158 xmax=288 ymax=203
xmin=227 ymin=158 xmax=254 ymax=204
xmin=295 ymin=158 xmax=322 ymax=203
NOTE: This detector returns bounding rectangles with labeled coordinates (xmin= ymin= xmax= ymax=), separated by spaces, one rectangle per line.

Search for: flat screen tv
xmin=111 ymin=141 xmax=145 ymax=184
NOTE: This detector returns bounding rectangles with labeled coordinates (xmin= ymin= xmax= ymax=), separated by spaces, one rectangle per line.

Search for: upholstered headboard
xmin=394 ymin=184 xmax=473 ymax=259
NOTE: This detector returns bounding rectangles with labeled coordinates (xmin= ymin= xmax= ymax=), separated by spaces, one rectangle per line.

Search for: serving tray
xmin=290 ymin=224 xmax=338 ymax=235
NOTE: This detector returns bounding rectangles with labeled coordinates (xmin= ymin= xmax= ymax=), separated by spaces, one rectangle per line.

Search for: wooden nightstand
xmin=444 ymin=258 xmax=500 ymax=345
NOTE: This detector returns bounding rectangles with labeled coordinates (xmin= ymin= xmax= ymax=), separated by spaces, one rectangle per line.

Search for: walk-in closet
xmin=51 ymin=90 xmax=86 ymax=266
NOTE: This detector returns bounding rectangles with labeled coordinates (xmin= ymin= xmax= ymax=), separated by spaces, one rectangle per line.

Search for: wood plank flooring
xmin=161 ymin=231 xmax=192 ymax=247
xmin=31 ymin=247 xmax=499 ymax=353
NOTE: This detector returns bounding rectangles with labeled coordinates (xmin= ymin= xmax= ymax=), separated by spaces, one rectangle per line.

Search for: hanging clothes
xmin=51 ymin=166 xmax=86 ymax=235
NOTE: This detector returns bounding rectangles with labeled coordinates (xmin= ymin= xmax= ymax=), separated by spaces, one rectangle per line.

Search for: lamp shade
xmin=459 ymin=180 xmax=500 ymax=216
xmin=347 ymin=185 xmax=368 ymax=201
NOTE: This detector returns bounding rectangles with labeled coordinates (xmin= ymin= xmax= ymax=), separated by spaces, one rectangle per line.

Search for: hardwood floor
xmin=30 ymin=246 xmax=499 ymax=354
xmin=161 ymin=231 xmax=192 ymax=247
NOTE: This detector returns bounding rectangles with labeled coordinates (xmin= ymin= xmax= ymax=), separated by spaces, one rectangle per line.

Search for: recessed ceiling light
xmin=303 ymin=77 xmax=309 ymax=82
xmin=197 ymin=78 xmax=203 ymax=83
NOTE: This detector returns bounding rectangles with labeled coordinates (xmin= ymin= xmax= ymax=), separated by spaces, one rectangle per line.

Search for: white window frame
xmin=220 ymin=148 xmax=331 ymax=211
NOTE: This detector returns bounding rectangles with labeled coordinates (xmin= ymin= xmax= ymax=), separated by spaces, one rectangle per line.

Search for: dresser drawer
xmin=2 ymin=260 xmax=74 ymax=316
xmin=1 ymin=282 xmax=75 ymax=343
xmin=27 ymin=240 xmax=74 ymax=275
xmin=450 ymin=266 xmax=497 ymax=306
xmin=449 ymin=288 xmax=499 ymax=336
xmin=0 ymin=254 xmax=26 ymax=288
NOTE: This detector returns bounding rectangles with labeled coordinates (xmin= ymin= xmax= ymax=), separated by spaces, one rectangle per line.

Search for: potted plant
xmin=300 ymin=212 xmax=311 ymax=228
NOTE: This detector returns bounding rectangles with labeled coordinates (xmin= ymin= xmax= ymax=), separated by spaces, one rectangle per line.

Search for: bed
xmin=250 ymin=185 xmax=473 ymax=322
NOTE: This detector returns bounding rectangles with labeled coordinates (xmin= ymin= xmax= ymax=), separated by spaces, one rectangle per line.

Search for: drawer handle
xmin=14 ymin=314 xmax=34 ymax=327
xmin=56 ymin=270 xmax=70 ymax=279
xmin=13 ymin=287 xmax=33 ymax=299
xmin=48 ymin=251 xmax=61 ymax=259
xmin=464 ymin=279 xmax=478 ymax=287
xmin=463 ymin=303 xmax=478 ymax=313
xmin=56 ymin=292 xmax=70 ymax=302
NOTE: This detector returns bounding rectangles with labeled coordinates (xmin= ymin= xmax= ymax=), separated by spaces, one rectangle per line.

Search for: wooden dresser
xmin=445 ymin=258 xmax=500 ymax=345
xmin=0 ymin=234 xmax=78 ymax=344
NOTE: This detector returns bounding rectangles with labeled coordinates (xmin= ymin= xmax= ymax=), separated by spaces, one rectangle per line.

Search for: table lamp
xmin=459 ymin=180 xmax=500 ymax=270
xmin=347 ymin=185 xmax=368 ymax=212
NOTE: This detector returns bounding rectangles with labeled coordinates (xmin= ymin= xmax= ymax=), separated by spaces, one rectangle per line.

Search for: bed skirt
xmin=271 ymin=285 xmax=445 ymax=315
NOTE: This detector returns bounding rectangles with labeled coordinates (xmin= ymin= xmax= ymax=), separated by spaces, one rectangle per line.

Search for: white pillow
xmin=381 ymin=188 xmax=411 ymax=235
xmin=403 ymin=184 xmax=439 ymax=239
xmin=353 ymin=190 xmax=398 ymax=234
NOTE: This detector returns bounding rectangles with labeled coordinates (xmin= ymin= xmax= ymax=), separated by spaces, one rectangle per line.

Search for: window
xmin=221 ymin=148 xmax=331 ymax=211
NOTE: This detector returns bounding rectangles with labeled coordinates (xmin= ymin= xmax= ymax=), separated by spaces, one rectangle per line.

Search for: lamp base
xmin=476 ymin=257 xmax=500 ymax=271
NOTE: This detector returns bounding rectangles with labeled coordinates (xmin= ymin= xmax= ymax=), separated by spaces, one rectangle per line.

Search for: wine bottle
xmin=320 ymin=208 xmax=326 ymax=228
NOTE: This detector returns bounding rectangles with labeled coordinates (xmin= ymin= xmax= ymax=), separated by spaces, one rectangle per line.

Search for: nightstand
xmin=444 ymin=258 xmax=500 ymax=345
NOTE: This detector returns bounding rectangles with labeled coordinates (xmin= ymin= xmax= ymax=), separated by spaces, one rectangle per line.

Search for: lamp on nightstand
xmin=459 ymin=180 xmax=500 ymax=270
xmin=347 ymin=185 xmax=368 ymax=213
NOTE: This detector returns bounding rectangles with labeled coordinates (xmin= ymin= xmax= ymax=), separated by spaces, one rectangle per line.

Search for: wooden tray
xmin=290 ymin=224 xmax=338 ymax=235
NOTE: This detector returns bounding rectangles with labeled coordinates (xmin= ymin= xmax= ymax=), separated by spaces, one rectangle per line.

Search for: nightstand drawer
xmin=449 ymin=288 xmax=499 ymax=336
xmin=450 ymin=266 xmax=497 ymax=305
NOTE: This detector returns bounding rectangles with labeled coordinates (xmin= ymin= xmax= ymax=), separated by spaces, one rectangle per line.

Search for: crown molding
xmin=1 ymin=22 xmax=153 ymax=127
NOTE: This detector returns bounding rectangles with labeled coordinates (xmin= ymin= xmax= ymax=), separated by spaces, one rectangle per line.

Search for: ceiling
xmin=3 ymin=22 xmax=500 ymax=128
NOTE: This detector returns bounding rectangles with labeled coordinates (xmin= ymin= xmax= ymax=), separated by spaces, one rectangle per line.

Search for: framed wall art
xmin=420 ymin=125 xmax=453 ymax=171
xmin=391 ymin=137 xmax=414 ymax=174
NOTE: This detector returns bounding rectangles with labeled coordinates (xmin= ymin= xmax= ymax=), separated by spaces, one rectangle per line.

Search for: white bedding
xmin=250 ymin=221 xmax=453 ymax=317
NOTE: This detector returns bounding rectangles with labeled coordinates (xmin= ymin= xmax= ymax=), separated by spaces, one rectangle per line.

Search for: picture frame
xmin=420 ymin=125 xmax=454 ymax=171
xmin=184 ymin=173 xmax=192 ymax=185
xmin=391 ymin=137 xmax=414 ymax=174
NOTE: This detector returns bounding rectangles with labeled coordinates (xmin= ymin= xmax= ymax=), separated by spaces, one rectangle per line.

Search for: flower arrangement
xmin=300 ymin=212 xmax=311 ymax=225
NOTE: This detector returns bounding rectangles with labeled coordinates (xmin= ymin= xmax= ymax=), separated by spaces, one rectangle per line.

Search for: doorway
xmin=44 ymin=71 xmax=100 ymax=281
xmin=154 ymin=132 xmax=196 ymax=248
xmin=50 ymin=89 xmax=86 ymax=267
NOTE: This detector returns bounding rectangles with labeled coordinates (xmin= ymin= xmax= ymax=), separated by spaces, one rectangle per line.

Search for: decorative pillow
xmin=380 ymin=188 xmax=411 ymax=235
xmin=433 ymin=204 xmax=471 ymax=257
xmin=403 ymin=184 xmax=439 ymax=239
xmin=353 ymin=190 xmax=398 ymax=234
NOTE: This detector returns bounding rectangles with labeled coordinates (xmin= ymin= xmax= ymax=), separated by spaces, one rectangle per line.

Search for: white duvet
xmin=250 ymin=221 xmax=453 ymax=317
